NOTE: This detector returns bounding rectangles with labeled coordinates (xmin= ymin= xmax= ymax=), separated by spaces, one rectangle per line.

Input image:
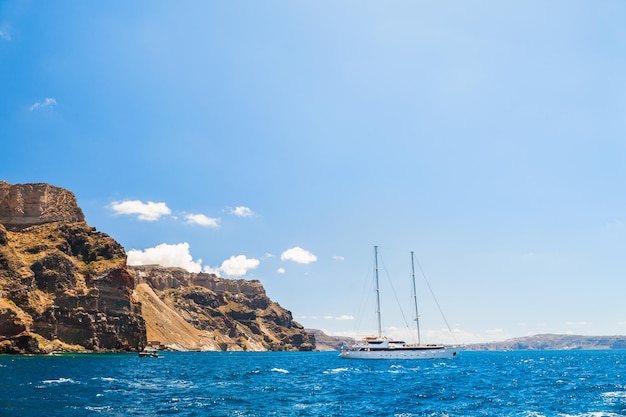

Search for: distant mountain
xmin=466 ymin=334 xmax=626 ymax=351
xmin=306 ymin=329 xmax=354 ymax=351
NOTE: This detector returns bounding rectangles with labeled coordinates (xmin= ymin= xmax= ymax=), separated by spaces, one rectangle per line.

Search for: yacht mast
xmin=374 ymin=245 xmax=382 ymax=338
xmin=411 ymin=251 xmax=421 ymax=345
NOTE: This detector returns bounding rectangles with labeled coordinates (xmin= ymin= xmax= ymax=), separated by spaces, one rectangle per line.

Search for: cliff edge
xmin=132 ymin=265 xmax=315 ymax=351
xmin=0 ymin=181 xmax=85 ymax=229
xmin=0 ymin=204 xmax=146 ymax=353
xmin=0 ymin=182 xmax=315 ymax=353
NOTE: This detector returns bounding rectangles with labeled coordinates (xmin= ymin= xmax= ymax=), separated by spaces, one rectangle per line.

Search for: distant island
xmin=306 ymin=329 xmax=355 ymax=351
xmin=465 ymin=334 xmax=626 ymax=351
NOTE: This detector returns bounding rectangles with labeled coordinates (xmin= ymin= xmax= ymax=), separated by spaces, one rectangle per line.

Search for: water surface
xmin=1 ymin=350 xmax=625 ymax=416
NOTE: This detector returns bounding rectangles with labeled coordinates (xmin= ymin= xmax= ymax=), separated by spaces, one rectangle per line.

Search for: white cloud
xmin=202 ymin=265 xmax=220 ymax=276
xmin=29 ymin=98 xmax=56 ymax=111
xmin=185 ymin=213 xmax=219 ymax=227
xmin=281 ymin=247 xmax=317 ymax=264
xmin=294 ymin=315 xmax=319 ymax=321
xmin=203 ymin=256 xmax=261 ymax=277
xmin=0 ymin=31 xmax=10 ymax=41
xmin=126 ymin=242 xmax=260 ymax=278
xmin=305 ymin=314 xmax=354 ymax=321
xmin=127 ymin=242 xmax=202 ymax=273
xmin=231 ymin=206 xmax=254 ymax=217
xmin=565 ymin=321 xmax=590 ymax=326
xmin=293 ymin=314 xmax=354 ymax=322
xmin=277 ymin=268 xmax=285 ymax=274
xmin=110 ymin=200 xmax=171 ymax=221
xmin=332 ymin=255 xmax=345 ymax=261
xmin=218 ymin=255 xmax=260 ymax=277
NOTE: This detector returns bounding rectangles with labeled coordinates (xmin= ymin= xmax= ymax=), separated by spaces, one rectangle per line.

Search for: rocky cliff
xmin=0 ymin=182 xmax=315 ymax=353
xmin=0 ymin=181 xmax=85 ymax=229
xmin=305 ymin=329 xmax=354 ymax=351
xmin=0 ymin=219 xmax=146 ymax=353
xmin=131 ymin=265 xmax=315 ymax=351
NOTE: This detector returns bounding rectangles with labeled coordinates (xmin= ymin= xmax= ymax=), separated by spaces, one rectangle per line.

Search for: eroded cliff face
xmin=131 ymin=265 xmax=315 ymax=351
xmin=0 ymin=221 xmax=146 ymax=353
xmin=0 ymin=183 xmax=145 ymax=353
xmin=0 ymin=182 xmax=85 ymax=229
xmin=0 ymin=182 xmax=315 ymax=353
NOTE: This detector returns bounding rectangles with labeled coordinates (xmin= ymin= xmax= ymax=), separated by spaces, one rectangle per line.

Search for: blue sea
xmin=1 ymin=350 xmax=625 ymax=416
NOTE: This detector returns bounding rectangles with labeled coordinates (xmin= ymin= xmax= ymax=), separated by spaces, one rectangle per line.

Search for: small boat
xmin=339 ymin=246 xmax=462 ymax=360
xmin=138 ymin=349 xmax=159 ymax=358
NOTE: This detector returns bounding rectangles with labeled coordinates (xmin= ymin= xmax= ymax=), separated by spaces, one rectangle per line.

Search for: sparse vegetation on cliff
xmin=131 ymin=265 xmax=315 ymax=351
xmin=0 ymin=220 xmax=146 ymax=354
xmin=0 ymin=182 xmax=315 ymax=353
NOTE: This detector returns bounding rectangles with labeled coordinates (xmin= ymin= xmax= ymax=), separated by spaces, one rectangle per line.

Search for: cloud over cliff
xmin=127 ymin=242 xmax=203 ymax=273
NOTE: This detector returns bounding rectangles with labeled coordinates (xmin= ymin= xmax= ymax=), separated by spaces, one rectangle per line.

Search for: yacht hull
xmin=339 ymin=346 xmax=461 ymax=360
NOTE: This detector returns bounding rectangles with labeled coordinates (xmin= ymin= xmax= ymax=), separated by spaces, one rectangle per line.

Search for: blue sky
xmin=2 ymin=1 xmax=626 ymax=344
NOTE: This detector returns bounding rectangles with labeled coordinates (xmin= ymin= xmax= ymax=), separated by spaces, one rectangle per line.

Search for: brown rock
xmin=131 ymin=264 xmax=316 ymax=351
xmin=0 ymin=182 xmax=316 ymax=354
xmin=0 ymin=182 xmax=145 ymax=353
xmin=0 ymin=182 xmax=85 ymax=229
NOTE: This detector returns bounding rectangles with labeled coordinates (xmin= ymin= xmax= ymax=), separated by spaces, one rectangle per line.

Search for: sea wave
xmin=324 ymin=367 xmax=349 ymax=374
xmin=3 ymin=350 xmax=626 ymax=416
xmin=41 ymin=377 xmax=77 ymax=384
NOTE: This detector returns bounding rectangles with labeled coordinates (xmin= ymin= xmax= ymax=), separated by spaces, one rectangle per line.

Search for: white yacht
xmin=339 ymin=246 xmax=462 ymax=360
